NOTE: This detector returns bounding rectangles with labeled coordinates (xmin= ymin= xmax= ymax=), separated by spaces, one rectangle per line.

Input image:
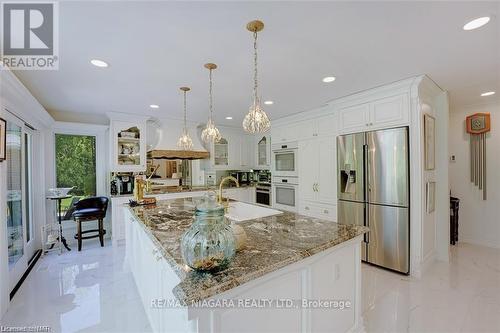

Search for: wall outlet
xmin=450 ymin=155 xmax=456 ymax=162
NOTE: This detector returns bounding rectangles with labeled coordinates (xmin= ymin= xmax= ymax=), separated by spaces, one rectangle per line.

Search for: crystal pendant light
xmin=201 ymin=63 xmax=222 ymax=143
xmin=243 ymin=20 xmax=271 ymax=133
xmin=177 ymin=87 xmax=194 ymax=150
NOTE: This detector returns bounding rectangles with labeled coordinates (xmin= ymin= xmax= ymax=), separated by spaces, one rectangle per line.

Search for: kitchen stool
xmin=72 ymin=196 xmax=109 ymax=251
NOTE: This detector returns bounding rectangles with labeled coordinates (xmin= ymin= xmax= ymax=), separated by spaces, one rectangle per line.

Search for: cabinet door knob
xmin=324 ymin=209 xmax=329 ymax=214
xmin=370 ymin=122 xmax=373 ymax=126
xmin=305 ymin=206 xmax=310 ymax=210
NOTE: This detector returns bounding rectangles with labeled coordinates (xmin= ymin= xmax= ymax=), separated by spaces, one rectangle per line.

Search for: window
xmin=55 ymin=134 xmax=97 ymax=214
xmin=7 ymin=122 xmax=23 ymax=266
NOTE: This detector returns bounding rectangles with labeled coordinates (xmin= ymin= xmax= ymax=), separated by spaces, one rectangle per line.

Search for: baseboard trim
xmin=460 ymin=237 xmax=500 ymax=249
xmin=10 ymin=249 xmax=42 ymax=300
xmin=421 ymin=250 xmax=436 ymax=274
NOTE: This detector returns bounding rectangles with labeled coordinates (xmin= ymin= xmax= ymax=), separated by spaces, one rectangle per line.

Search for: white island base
xmin=125 ymin=206 xmax=364 ymax=333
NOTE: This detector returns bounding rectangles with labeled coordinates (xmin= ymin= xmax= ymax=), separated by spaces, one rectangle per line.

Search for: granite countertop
xmin=128 ymin=198 xmax=368 ymax=305
xmin=111 ymin=184 xmax=256 ymax=198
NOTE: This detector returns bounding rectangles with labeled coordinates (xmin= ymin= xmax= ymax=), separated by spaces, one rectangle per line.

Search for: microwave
xmin=272 ymin=141 xmax=298 ymax=177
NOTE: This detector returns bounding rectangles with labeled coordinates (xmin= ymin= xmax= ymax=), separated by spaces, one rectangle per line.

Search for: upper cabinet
xmin=272 ymin=123 xmax=301 ymax=143
xmin=338 ymin=93 xmax=409 ymax=134
xmin=255 ymin=135 xmax=271 ymax=169
xmin=213 ymin=137 xmax=229 ymax=167
xmin=273 ymin=114 xmax=337 ymax=143
xmin=110 ymin=117 xmax=147 ymax=172
xmin=206 ymin=131 xmax=256 ymax=170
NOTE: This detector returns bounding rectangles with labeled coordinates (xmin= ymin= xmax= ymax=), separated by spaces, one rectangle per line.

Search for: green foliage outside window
xmin=55 ymin=134 xmax=96 ymax=198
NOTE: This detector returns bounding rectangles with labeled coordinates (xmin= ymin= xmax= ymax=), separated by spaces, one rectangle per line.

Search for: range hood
xmin=147 ymin=149 xmax=209 ymax=160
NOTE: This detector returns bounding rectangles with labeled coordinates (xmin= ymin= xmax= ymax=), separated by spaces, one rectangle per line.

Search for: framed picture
xmin=424 ymin=114 xmax=435 ymax=170
xmin=426 ymin=181 xmax=436 ymax=213
xmin=0 ymin=117 xmax=6 ymax=161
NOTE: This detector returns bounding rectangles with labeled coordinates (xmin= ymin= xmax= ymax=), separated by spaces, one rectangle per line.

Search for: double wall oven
xmin=272 ymin=142 xmax=299 ymax=212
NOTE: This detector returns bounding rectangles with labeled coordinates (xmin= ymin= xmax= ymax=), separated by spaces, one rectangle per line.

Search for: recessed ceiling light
xmin=322 ymin=76 xmax=336 ymax=83
xmin=225 ymin=116 xmax=233 ymax=120
xmin=90 ymin=59 xmax=109 ymax=67
xmin=463 ymin=17 xmax=490 ymax=31
xmin=264 ymin=100 xmax=274 ymax=105
xmin=149 ymin=104 xmax=159 ymax=109
xmin=481 ymin=91 xmax=496 ymax=97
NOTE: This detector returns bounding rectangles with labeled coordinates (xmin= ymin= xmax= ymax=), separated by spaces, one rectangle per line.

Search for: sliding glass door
xmin=5 ymin=114 xmax=35 ymax=291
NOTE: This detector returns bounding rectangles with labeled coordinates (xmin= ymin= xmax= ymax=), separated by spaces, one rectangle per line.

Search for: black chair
xmin=72 ymin=196 xmax=109 ymax=251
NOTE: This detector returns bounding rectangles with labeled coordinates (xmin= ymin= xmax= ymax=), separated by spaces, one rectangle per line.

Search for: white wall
xmin=449 ymin=101 xmax=500 ymax=248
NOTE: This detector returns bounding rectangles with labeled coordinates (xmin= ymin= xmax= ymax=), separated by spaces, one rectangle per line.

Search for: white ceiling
xmin=12 ymin=1 xmax=500 ymax=125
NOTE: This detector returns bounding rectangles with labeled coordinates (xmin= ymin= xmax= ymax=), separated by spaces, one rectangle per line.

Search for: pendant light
xmin=201 ymin=63 xmax=222 ymax=143
xmin=177 ymin=87 xmax=194 ymax=150
xmin=243 ymin=20 xmax=271 ymax=133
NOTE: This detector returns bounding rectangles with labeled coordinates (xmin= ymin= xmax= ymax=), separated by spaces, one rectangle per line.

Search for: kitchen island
xmin=124 ymin=198 xmax=368 ymax=333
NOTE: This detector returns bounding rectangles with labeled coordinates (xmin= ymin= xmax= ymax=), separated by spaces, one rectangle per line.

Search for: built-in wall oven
xmin=272 ymin=176 xmax=298 ymax=212
xmin=272 ymin=142 xmax=298 ymax=177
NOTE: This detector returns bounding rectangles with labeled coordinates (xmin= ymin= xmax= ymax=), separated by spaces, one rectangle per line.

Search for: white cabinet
xmin=209 ymin=132 xmax=255 ymax=170
xmin=338 ymin=103 xmax=370 ymax=134
xmin=370 ymin=94 xmax=409 ymax=128
xmin=213 ymin=137 xmax=229 ymax=168
xmin=338 ymin=93 xmax=409 ymax=134
xmin=255 ymin=135 xmax=271 ymax=169
xmin=238 ymin=135 xmax=254 ymax=168
xmin=110 ymin=118 xmax=147 ymax=172
xmin=300 ymin=114 xmax=337 ymax=140
xmin=111 ymin=196 xmax=130 ymax=246
xmin=272 ymin=123 xmax=300 ymax=143
xmin=299 ymin=136 xmax=337 ymax=221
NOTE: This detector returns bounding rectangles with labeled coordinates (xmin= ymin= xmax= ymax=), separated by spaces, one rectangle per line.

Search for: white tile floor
xmin=1 ymin=240 xmax=499 ymax=333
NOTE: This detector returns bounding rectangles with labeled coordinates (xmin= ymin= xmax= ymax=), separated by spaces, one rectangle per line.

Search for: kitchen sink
xmin=225 ymin=201 xmax=282 ymax=222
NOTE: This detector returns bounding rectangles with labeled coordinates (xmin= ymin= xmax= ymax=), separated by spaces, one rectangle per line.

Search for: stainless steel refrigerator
xmin=337 ymin=127 xmax=409 ymax=274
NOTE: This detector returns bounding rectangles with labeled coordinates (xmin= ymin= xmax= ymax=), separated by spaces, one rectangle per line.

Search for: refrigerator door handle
xmin=364 ymin=202 xmax=369 ymax=244
xmin=363 ymin=144 xmax=371 ymax=198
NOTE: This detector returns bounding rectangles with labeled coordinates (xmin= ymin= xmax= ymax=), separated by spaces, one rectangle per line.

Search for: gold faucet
xmin=145 ymin=164 xmax=159 ymax=193
xmin=134 ymin=178 xmax=145 ymax=201
xmin=218 ymin=176 xmax=239 ymax=205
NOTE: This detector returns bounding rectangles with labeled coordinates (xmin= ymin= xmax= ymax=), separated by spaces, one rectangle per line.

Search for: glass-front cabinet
xmin=213 ymin=137 xmax=229 ymax=167
xmin=256 ymin=135 xmax=271 ymax=169
xmin=110 ymin=116 xmax=147 ymax=172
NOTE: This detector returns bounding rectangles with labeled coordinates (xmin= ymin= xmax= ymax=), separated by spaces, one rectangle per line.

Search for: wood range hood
xmin=147 ymin=149 xmax=210 ymax=160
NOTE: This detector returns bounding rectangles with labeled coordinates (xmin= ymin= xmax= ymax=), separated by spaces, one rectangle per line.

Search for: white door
xmin=4 ymin=114 xmax=35 ymax=291
xmin=317 ymin=137 xmax=337 ymax=204
xmin=299 ymin=139 xmax=318 ymax=201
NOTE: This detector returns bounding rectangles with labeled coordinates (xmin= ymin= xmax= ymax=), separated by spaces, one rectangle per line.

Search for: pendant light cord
xmin=183 ymin=90 xmax=187 ymax=128
xmin=253 ymin=31 xmax=259 ymax=105
xmin=209 ymin=68 xmax=214 ymax=119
